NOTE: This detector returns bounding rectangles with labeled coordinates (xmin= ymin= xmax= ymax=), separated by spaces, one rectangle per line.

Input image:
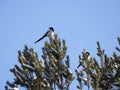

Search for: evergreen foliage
xmin=76 ymin=37 xmax=120 ymax=90
xmin=5 ymin=34 xmax=74 ymax=90
xmin=5 ymin=36 xmax=120 ymax=90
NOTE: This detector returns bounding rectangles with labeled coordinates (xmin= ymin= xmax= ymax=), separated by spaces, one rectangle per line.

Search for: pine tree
xmin=5 ymin=34 xmax=74 ymax=90
xmin=5 ymin=34 xmax=120 ymax=90
xmin=76 ymin=37 xmax=120 ymax=90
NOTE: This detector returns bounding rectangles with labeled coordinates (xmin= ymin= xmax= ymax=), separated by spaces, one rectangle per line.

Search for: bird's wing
xmin=34 ymin=31 xmax=48 ymax=43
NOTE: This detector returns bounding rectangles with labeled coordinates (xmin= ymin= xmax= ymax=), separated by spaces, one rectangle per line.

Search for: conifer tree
xmin=76 ymin=37 xmax=120 ymax=90
xmin=5 ymin=34 xmax=74 ymax=90
xmin=5 ymin=34 xmax=120 ymax=90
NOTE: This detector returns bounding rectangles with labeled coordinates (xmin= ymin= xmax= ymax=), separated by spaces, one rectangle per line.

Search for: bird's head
xmin=86 ymin=52 xmax=90 ymax=57
xmin=49 ymin=27 xmax=54 ymax=32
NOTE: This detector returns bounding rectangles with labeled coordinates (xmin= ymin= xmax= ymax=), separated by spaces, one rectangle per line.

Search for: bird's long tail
xmin=34 ymin=35 xmax=46 ymax=43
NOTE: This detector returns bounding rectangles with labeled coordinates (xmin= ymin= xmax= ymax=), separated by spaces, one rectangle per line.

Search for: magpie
xmin=77 ymin=52 xmax=90 ymax=68
xmin=34 ymin=27 xmax=54 ymax=43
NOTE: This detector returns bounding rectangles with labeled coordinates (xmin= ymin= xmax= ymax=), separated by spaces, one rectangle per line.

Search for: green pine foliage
xmin=5 ymin=34 xmax=74 ymax=90
xmin=76 ymin=37 xmax=120 ymax=90
xmin=5 ymin=36 xmax=120 ymax=90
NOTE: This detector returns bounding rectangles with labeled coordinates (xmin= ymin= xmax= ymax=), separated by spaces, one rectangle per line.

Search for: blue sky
xmin=0 ymin=0 xmax=120 ymax=90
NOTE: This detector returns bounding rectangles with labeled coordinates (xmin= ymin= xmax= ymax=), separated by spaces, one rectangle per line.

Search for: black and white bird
xmin=77 ymin=52 xmax=90 ymax=68
xmin=34 ymin=27 xmax=54 ymax=43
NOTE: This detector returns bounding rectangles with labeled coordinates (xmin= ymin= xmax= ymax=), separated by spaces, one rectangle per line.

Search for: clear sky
xmin=0 ymin=0 xmax=120 ymax=90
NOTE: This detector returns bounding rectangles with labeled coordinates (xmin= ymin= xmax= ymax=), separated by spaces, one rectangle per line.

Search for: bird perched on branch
xmin=34 ymin=27 xmax=54 ymax=43
xmin=77 ymin=52 xmax=90 ymax=68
